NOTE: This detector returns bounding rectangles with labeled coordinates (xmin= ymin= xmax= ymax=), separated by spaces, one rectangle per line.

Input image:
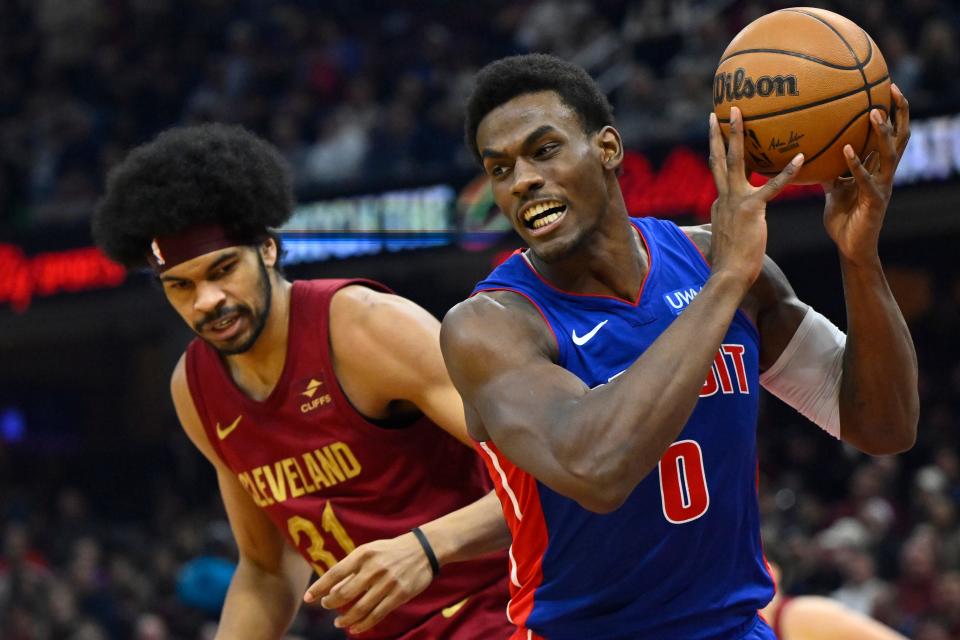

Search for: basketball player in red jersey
xmin=761 ymin=563 xmax=907 ymax=640
xmin=92 ymin=124 xmax=513 ymax=639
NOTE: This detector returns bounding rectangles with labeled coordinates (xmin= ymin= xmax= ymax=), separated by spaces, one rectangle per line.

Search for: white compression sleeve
xmin=759 ymin=306 xmax=846 ymax=439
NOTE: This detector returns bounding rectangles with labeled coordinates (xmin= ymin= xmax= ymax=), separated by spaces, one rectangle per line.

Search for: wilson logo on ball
xmin=713 ymin=68 xmax=799 ymax=105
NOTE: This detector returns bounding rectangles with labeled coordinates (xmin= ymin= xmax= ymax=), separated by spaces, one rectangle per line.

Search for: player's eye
xmin=535 ymin=142 xmax=559 ymax=158
xmin=166 ymin=280 xmax=190 ymax=291
xmin=490 ymin=164 xmax=509 ymax=178
xmin=213 ymin=262 xmax=237 ymax=279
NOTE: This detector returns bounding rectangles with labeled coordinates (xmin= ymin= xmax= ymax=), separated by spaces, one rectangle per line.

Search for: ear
xmin=596 ymin=126 xmax=624 ymax=171
xmin=260 ymin=236 xmax=278 ymax=268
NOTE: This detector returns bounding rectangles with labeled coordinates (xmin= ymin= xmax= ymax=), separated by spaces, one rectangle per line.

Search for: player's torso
xmin=186 ymin=279 xmax=508 ymax=639
xmin=474 ymin=218 xmax=773 ymax=640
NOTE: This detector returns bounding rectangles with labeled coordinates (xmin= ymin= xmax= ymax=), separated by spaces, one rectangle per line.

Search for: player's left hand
xmin=303 ymin=531 xmax=434 ymax=634
xmin=821 ymin=84 xmax=910 ymax=265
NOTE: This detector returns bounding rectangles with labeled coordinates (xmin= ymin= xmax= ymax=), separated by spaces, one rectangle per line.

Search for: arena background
xmin=1 ymin=1 xmax=959 ymax=638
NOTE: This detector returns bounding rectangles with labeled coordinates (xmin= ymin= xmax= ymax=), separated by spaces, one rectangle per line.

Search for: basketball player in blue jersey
xmin=441 ymin=54 xmax=918 ymax=640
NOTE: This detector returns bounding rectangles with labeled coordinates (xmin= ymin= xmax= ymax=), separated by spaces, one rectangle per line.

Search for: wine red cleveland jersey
xmin=185 ymin=279 xmax=511 ymax=639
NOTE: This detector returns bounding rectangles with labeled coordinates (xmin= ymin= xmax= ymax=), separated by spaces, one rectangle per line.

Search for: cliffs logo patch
xmin=663 ymin=286 xmax=702 ymax=315
xmin=301 ymin=378 xmax=323 ymax=398
xmin=298 ymin=376 xmax=332 ymax=414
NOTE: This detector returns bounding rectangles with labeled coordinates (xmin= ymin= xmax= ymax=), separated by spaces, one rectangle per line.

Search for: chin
xmin=203 ymin=327 xmax=259 ymax=356
xmin=207 ymin=337 xmax=252 ymax=356
xmin=529 ymin=230 xmax=585 ymax=264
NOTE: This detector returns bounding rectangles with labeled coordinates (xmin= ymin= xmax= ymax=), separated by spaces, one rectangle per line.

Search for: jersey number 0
xmin=658 ymin=440 xmax=710 ymax=524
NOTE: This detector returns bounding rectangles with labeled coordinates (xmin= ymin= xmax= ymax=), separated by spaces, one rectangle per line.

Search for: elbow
xmin=852 ymin=416 xmax=918 ymax=456
xmin=564 ymin=456 xmax=635 ymax=514
xmin=881 ymin=418 xmax=918 ymax=455
xmin=575 ymin=488 xmax=630 ymax=514
xmin=842 ymin=390 xmax=920 ymax=455
xmin=566 ymin=476 xmax=630 ymax=513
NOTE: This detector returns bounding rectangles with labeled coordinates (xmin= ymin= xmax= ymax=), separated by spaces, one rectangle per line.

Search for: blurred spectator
xmin=1 ymin=0 xmax=959 ymax=229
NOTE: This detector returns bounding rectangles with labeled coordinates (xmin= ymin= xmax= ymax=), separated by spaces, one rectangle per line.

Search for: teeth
xmin=533 ymin=212 xmax=562 ymax=229
xmin=214 ymin=317 xmax=234 ymax=329
xmin=523 ymin=201 xmax=563 ymax=222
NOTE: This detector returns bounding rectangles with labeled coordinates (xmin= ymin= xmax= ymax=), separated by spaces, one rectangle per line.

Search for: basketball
xmin=714 ymin=7 xmax=890 ymax=184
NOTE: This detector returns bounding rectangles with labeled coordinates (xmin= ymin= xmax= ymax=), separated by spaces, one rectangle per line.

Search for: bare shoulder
xmin=169 ymin=353 xmax=192 ymax=417
xmin=681 ymin=223 xmax=713 ymax=262
xmin=330 ymin=284 xmax=436 ymax=347
xmin=681 ymin=223 xmax=796 ymax=309
xmin=330 ymin=283 xmax=418 ymax=323
xmin=441 ymin=290 xmax=557 ymax=369
xmin=169 ymin=353 xmax=219 ymax=465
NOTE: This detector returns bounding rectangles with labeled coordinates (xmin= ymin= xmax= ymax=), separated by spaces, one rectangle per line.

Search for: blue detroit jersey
xmin=472 ymin=217 xmax=774 ymax=640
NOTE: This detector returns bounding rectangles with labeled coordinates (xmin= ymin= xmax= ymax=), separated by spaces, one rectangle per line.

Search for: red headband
xmin=146 ymin=224 xmax=252 ymax=272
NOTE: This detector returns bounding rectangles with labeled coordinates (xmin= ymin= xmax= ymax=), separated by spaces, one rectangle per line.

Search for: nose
xmin=511 ymin=157 xmax=544 ymax=198
xmin=193 ymin=280 xmax=226 ymax=316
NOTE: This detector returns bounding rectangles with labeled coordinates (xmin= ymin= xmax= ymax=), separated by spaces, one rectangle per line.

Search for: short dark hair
xmin=464 ymin=53 xmax=614 ymax=162
xmin=93 ymin=123 xmax=294 ymax=268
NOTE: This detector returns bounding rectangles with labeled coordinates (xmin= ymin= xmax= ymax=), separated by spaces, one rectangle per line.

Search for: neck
xmin=528 ymin=210 xmax=647 ymax=302
xmin=224 ymin=276 xmax=293 ymax=399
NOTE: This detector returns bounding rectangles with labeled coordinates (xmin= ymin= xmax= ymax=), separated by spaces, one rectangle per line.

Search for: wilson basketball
xmin=714 ymin=8 xmax=890 ymax=184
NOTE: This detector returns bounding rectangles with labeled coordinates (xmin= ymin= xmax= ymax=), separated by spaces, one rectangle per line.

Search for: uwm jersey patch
xmin=186 ymin=279 xmax=508 ymax=639
xmin=473 ymin=217 xmax=773 ymax=640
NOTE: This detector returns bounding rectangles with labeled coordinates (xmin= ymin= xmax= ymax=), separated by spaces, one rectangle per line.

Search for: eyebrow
xmin=481 ymin=125 xmax=558 ymax=160
xmin=159 ymin=250 xmax=240 ymax=283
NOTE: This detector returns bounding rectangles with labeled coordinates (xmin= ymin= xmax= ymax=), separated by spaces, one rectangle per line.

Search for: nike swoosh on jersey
xmin=571 ymin=320 xmax=608 ymax=346
xmin=215 ymin=415 xmax=242 ymax=440
xmin=441 ymin=597 xmax=469 ymax=618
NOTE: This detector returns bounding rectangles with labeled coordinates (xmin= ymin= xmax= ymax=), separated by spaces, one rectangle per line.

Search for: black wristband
xmin=411 ymin=527 xmax=440 ymax=577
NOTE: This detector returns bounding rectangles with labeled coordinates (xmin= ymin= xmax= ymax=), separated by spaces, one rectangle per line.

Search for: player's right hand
xmin=302 ymin=531 xmax=434 ymax=635
xmin=707 ymin=106 xmax=804 ymax=291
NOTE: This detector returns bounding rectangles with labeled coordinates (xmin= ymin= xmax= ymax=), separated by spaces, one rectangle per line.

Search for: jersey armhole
xmin=183 ymin=345 xmax=230 ymax=465
xmin=672 ymin=223 xmax=762 ymax=343
xmin=471 ymin=286 xmax=566 ymax=366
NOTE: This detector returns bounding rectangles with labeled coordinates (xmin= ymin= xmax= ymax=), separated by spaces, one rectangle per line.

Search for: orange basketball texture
xmin=714 ymin=7 xmax=890 ymax=184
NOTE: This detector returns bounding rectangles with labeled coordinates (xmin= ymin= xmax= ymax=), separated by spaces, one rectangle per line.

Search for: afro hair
xmin=93 ymin=123 xmax=294 ymax=268
xmin=464 ymin=53 xmax=614 ymax=162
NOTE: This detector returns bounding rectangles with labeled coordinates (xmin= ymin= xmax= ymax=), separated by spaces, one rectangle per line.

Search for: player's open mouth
xmin=520 ymin=200 xmax=567 ymax=232
xmin=207 ymin=312 xmax=244 ymax=339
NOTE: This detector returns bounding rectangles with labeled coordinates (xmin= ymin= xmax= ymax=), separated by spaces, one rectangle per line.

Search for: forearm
xmin=419 ymin=491 xmax=510 ymax=567
xmin=216 ymin=557 xmax=304 ymax=639
xmin=838 ymin=256 xmax=918 ymax=453
xmin=552 ymin=272 xmax=748 ymax=505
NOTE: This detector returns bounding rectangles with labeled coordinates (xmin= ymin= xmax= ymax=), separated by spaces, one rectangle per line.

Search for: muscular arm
xmin=820 ymin=87 xmax=918 ymax=453
xmin=687 ymin=223 xmax=917 ymax=454
xmin=834 ymin=257 xmax=917 ymax=453
xmin=329 ymin=285 xmax=474 ymax=445
xmin=171 ymin=358 xmax=310 ymax=639
xmin=299 ymin=287 xmax=510 ymax=634
xmin=441 ymin=272 xmax=748 ymax=514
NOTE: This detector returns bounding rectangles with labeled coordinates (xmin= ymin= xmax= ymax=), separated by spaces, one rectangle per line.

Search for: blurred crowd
xmin=2 ymin=1 xmax=960 ymax=639
xmin=2 ymin=0 xmax=960 ymax=230
xmin=0 ymin=451 xmax=344 ymax=640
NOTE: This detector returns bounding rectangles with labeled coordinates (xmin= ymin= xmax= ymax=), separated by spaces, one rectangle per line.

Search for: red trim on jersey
xmin=476 ymin=440 xmax=549 ymax=635
xmin=771 ymin=595 xmax=794 ymax=639
xmin=757 ymin=460 xmax=777 ymax=602
xmin=514 ymin=221 xmax=654 ymax=307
